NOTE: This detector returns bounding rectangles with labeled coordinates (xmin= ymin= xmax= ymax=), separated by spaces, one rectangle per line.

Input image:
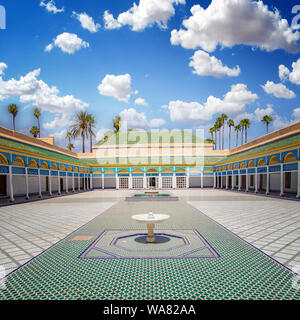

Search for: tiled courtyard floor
xmin=0 ymin=189 xmax=299 ymax=300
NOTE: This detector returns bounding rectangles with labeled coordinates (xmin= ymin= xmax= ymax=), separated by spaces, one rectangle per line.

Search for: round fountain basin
xmin=132 ymin=214 xmax=170 ymax=224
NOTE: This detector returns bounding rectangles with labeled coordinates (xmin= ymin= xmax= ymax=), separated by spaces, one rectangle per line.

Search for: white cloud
xmin=189 ymin=50 xmax=240 ymax=78
xmin=279 ymin=59 xmax=300 ymax=85
xmin=0 ymin=65 xmax=88 ymax=115
xmin=98 ymin=74 xmax=137 ymax=102
xmin=171 ymin=0 xmax=300 ymax=53
xmin=103 ymin=10 xmax=122 ymax=30
xmin=43 ymin=114 xmax=72 ymax=130
xmin=103 ymin=0 xmax=185 ymax=31
xmin=134 ymin=97 xmax=148 ymax=106
xmin=72 ymin=12 xmax=101 ymax=33
xmin=45 ymin=32 xmax=89 ymax=54
xmin=0 ymin=62 xmax=7 ymax=75
xmin=40 ymin=0 xmax=64 ymax=14
xmin=120 ymin=108 xmax=165 ymax=128
xmin=261 ymin=81 xmax=296 ymax=99
xmin=254 ymin=104 xmax=275 ymax=121
xmin=292 ymin=108 xmax=300 ymax=121
xmin=164 ymin=83 xmax=258 ymax=123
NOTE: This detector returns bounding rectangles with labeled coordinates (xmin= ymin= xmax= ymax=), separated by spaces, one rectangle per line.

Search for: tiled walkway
xmin=0 ymin=189 xmax=299 ymax=300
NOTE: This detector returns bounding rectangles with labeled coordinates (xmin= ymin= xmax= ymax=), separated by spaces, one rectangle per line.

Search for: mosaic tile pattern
xmin=79 ymin=229 xmax=219 ymax=259
xmin=0 ymin=192 xmax=299 ymax=300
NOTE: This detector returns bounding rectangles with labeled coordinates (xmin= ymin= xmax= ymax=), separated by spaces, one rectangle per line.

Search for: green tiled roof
xmin=216 ymin=133 xmax=300 ymax=164
xmin=0 ymin=137 xmax=86 ymax=165
xmin=96 ymin=130 xmax=205 ymax=146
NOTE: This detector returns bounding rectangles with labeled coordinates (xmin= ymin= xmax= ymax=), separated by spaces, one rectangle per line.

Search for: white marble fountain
xmin=131 ymin=211 xmax=170 ymax=243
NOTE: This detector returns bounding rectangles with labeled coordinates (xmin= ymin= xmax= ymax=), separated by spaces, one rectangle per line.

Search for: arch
xmin=74 ymin=167 xmax=79 ymax=173
xmin=51 ymin=163 xmax=58 ymax=170
xmin=233 ymin=163 xmax=238 ymax=169
xmin=239 ymin=162 xmax=246 ymax=169
xmin=221 ymin=166 xmax=226 ymax=171
xmin=40 ymin=161 xmax=49 ymax=169
xmin=203 ymin=168 xmax=213 ymax=173
xmin=176 ymin=168 xmax=186 ymax=173
xmin=283 ymin=152 xmax=297 ymax=163
xmin=28 ymin=159 xmax=38 ymax=168
xmin=269 ymin=156 xmax=280 ymax=165
xmin=227 ymin=164 xmax=232 ymax=170
xmin=60 ymin=165 xmax=67 ymax=171
xmin=247 ymin=160 xmax=255 ymax=168
xmin=147 ymin=168 xmax=158 ymax=173
xmin=93 ymin=169 xmax=102 ymax=175
xmin=80 ymin=168 xmax=85 ymax=173
xmin=0 ymin=153 xmax=8 ymax=165
xmin=257 ymin=158 xmax=266 ymax=167
xmin=132 ymin=168 xmax=144 ymax=174
xmin=104 ymin=168 xmax=115 ymax=174
xmin=13 ymin=157 xmax=25 ymax=167
xmin=118 ymin=168 xmax=130 ymax=174
xmin=67 ymin=166 xmax=73 ymax=172
xmin=189 ymin=168 xmax=201 ymax=174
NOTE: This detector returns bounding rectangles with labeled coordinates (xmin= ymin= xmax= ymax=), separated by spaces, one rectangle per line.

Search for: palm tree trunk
xmin=13 ymin=116 xmax=15 ymax=131
xmin=38 ymin=118 xmax=40 ymax=138
xmin=82 ymin=133 xmax=85 ymax=153
xmin=222 ymin=125 xmax=225 ymax=150
xmin=241 ymin=128 xmax=243 ymax=145
xmin=219 ymin=130 xmax=221 ymax=150
xmin=229 ymin=127 xmax=231 ymax=150
xmin=90 ymin=135 xmax=93 ymax=153
xmin=236 ymin=132 xmax=238 ymax=147
xmin=266 ymin=123 xmax=269 ymax=134
xmin=245 ymin=128 xmax=247 ymax=143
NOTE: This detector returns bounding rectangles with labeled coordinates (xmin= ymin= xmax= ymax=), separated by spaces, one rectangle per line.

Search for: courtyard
xmin=0 ymin=189 xmax=299 ymax=300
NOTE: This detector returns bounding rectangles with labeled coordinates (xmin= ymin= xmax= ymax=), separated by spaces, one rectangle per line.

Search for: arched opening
xmin=0 ymin=154 xmax=8 ymax=196
xmin=269 ymin=156 xmax=280 ymax=165
xmin=103 ymin=169 xmax=116 ymax=189
xmin=28 ymin=159 xmax=38 ymax=168
xmin=40 ymin=161 xmax=49 ymax=169
xmin=0 ymin=153 xmax=8 ymax=165
xmin=189 ymin=168 xmax=201 ymax=188
xmin=13 ymin=157 xmax=25 ymax=167
xmin=284 ymin=153 xmax=297 ymax=163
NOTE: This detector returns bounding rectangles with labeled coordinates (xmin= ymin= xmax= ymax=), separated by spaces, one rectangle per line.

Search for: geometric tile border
xmin=79 ymin=229 xmax=220 ymax=259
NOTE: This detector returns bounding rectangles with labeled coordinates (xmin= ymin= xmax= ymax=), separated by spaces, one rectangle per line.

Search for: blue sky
xmin=0 ymin=0 xmax=300 ymax=151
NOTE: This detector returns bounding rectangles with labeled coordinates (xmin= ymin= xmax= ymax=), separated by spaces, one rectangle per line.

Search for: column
xmin=84 ymin=173 xmax=86 ymax=190
xmin=186 ymin=172 xmax=189 ymax=189
xmin=255 ymin=169 xmax=258 ymax=193
xmin=266 ymin=166 xmax=270 ymax=195
xmin=217 ymin=174 xmax=219 ymax=189
xmin=58 ymin=173 xmax=61 ymax=195
xmin=102 ymin=174 xmax=104 ymax=189
xmin=220 ymin=175 xmax=223 ymax=189
xmin=38 ymin=169 xmax=42 ymax=198
xmin=158 ymin=173 xmax=162 ymax=189
xmin=232 ymin=175 xmax=234 ymax=190
xmin=25 ymin=168 xmax=29 ymax=200
xmin=9 ymin=166 xmax=14 ymax=202
xmin=66 ymin=173 xmax=69 ymax=193
xmin=238 ymin=171 xmax=241 ymax=191
xmin=143 ymin=173 xmax=147 ymax=189
xmin=49 ymin=172 xmax=52 ymax=196
xmin=78 ymin=175 xmax=81 ymax=191
xmin=172 ymin=172 xmax=176 ymax=189
xmin=297 ymin=161 xmax=300 ymax=199
xmin=201 ymin=173 xmax=204 ymax=189
xmin=246 ymin=171 xmax=249 ymax=192
xmin=90 ymin=174 xmax=93 ymax=190
xmin=129 ymin=173 xmax=133 ymax=189
xmin=116 ymin=173 xmax=119 ymax=189
xmin=72 ymin=173 xmax=75 ymax=192
xmin=280 ymin=163 xmax=284 ymax=197
xmin=226 ymin=174 xmax=228 ymax=190
xmin=213 ymin=172 xmax=216 ymax=189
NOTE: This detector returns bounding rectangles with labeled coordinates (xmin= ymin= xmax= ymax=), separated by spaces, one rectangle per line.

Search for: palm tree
xmin=216 ymin=117 xmax=222 ymax=150
xmin=30 ymin=126 xmax=40 ymax=138
xmin=209 ymin=127 xmax=215 ymax=149
xmin=8 ymin=104 xmax=19 ymax=131
xmin=227 ymin=119 xmax=234 ymax=150
xmin=33 ymin=108 xmax=41 ymax=138
xmin=113 ymin=116 xmax=122 ymax=133
xmin=213 ymin=124 xmax=218 ymax=150
xmin=261 ymin=115 xmax=273 ymax=134
xmin=239 ymin=120 xmax=245 ymax=145
xmin=67 ymin=143 xmax=75 ymax=151
xmin=71 ymin=111 xmax=90 ymax=153
xmin=205 ymin=138 xmax=214 ymax=145
xmin=87 ymin=114 xmax=96 ymax=153
xmin=235 ymin=124 xmax=241 ymax=147
xmin=220 ymin=113 xmax=228 ymax=150
xmin=242 ymin=119 xmax=251 ymax=143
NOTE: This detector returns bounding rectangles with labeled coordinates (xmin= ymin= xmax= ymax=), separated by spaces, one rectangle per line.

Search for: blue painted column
xmin=8 ymin=166 xmax=14 ymax=202
xmin=280 ymin=163 xmax=284 ymax=196
xmin=297 ymin=161 xmax=300 ymax=198
xmin=25 ymin=168 xmax=29 ymax=200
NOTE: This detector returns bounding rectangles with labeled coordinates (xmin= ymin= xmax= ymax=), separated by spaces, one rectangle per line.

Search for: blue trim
xmin=269 ymin=165 xmax=280 ymax=173
xmin=67 ymin=172 xmax=73 ymax=177
xmin=51 ymin=170 xmax=58 ymax=176
xmin=27 ymin=168 xmax=38 ymax=176
xmin=40 ymin=169 xmax=49 ymax=176
xmin=283 ymin=163 xmax=298 ymax=172
xmin=257 ymin=167 xmax=267 ymax=173
xmin=0 ymin=165 xmax=9 ymax=174
xmin=247 ymin=168 xmax=255 ymax=174
xmin=60 ymin=172 xmax=66 ymax=177
xmin=240 ymin=169 xmax=246 ymax=174
xmin=12 ymin=167 xmax=25 ymax=175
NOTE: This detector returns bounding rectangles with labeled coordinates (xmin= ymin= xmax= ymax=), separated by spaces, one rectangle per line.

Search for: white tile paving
xmin=0 ymin=191 xmax=115 ymax=275
xmin=188 ymin=189 xmax=300 ymax=271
